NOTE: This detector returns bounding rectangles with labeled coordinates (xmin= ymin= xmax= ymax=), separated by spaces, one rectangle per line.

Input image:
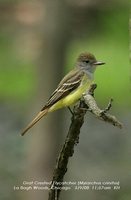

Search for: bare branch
xmin=48 ymin=102 xmax=87 ymax=200
xmin=48 ymin=84 xmax=123 ymax=200
xmin=84 ymin=87 xmax=123 ymax=129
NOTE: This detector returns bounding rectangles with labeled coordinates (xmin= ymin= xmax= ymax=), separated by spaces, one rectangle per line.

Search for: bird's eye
xmin=85 ymin=60 xmax=89 ymax=63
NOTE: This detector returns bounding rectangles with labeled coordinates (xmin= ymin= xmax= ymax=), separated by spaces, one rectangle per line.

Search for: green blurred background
xmin=0 ymin=3 xmax=130 ymax=107
xmin=0 ymin=0 xmax=130 ymax=200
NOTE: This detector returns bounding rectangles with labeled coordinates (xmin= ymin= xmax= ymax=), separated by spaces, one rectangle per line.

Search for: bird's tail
xmin=21 ymin=108 xmax=49 ymax=136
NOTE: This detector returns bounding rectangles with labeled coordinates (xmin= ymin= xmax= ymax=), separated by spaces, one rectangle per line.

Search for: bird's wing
xmin=21 ymin=69 xmax=84 ymax=136
xmin=41 ymin=69 xmax=84 ymax=110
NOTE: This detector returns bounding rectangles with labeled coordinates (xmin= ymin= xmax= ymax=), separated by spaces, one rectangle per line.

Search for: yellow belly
xmin=49 ymin=78 xmax=92 ymax=112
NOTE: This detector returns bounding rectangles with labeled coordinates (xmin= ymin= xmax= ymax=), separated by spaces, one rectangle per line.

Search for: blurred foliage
xmin=66 ymin=8 xmax=130 ymax=110
xmin=0 ymin=5 xmax=129 ymax=110
xmin=0 ymin=32 xmax=36 ymax=103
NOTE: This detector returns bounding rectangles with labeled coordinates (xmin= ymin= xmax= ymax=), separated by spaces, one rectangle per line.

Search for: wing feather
xmin=41 ymin=69 xmax=84 ymax=110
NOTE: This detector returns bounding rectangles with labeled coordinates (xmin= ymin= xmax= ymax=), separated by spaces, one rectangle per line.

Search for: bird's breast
xmin=49 ymin=74 xmax=93 ymax=112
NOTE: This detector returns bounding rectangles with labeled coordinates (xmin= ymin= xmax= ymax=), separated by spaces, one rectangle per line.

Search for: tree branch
xmin=48 ymin=84 xmax=123 ymax=200
xmin=83 ymin=86 xmax=123 ymax=129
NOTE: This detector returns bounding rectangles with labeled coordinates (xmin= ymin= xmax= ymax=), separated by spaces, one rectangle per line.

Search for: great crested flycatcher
xmin=21 ymin=52 xmax=105 ymax=136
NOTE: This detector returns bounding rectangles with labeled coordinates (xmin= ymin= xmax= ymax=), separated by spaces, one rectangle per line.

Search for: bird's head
xmin=76 ymin=52 xmax=105 ymax=73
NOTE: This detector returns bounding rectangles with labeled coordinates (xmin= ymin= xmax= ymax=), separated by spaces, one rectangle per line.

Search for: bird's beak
xmin=94 ymin=61 xmax=105 ymax=65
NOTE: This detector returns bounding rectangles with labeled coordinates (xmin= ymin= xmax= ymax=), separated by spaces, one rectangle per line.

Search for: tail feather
xmin=21 ymin=108 xmax=48 ymax=136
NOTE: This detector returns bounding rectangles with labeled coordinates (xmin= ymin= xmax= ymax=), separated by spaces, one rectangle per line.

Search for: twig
xmin=103 ymin=98 xmax=113 ymax=113
xmin=48 ymin=84 xmax=123 ymax=200
xmin=83 ymin=89 xmax=123 ymax=129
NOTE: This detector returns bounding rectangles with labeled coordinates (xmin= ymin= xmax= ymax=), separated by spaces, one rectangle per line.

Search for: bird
xmin=21 ymin=52 xmax=105 ymax=136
